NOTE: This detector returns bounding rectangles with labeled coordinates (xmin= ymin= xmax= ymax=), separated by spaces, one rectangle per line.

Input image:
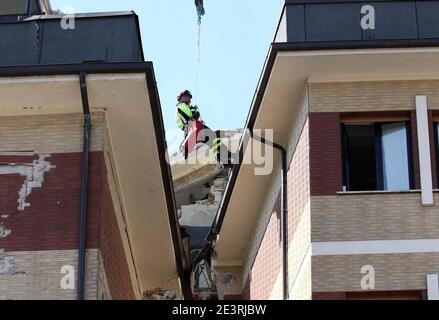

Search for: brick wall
xmin=286 ymin=119 xmax=312 ymax=300
xmin=312 ymin=253 xmax=439 ymax=293
xmin=0 ymin=112 xmax=135 ymax=300
xmin=0 ymin=171 xmax=27 ymax=215
xmin=309 ymin=80 xmax=439 ymax=113
xmin=309 ymin=113 xmax=342 ymax=196
xmin=312 ymin=193 xmax=439 ymax=242
xmin=241 ymin=90 xmax=310 ymax=300
xmin=99 ymin=170 xmax=136 ymax=300
xmin=0 ymin=113 xmax=104 ymax=153
xmin=309 ymin=80 xmax=439 ymax=297
xmin=244 ymin=193 xmax=282 ymax=300
xmin=0 ymin=249 xmax=100 ymax=300
xmin=230 ymin=80 xmax=439 ymax=300
xmin=309 ymin=81 xmax=439 ymax=193
xmin=0 ymin=152 xmax=103 ymax=252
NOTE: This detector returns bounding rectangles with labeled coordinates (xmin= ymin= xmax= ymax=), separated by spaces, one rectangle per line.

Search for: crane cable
xmin=195 ymin=20 xmax=202 ymax=104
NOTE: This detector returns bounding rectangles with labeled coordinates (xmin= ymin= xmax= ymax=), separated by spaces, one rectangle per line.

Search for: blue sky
xmin=51 ymin=0 xmax=283 ymax=141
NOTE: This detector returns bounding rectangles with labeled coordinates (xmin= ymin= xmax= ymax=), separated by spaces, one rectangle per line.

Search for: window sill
xmin=336 ymin=189 xmax=422 ymax=195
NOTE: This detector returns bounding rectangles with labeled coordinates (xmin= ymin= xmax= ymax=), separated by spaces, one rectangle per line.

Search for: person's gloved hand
xmin=192 ymin=105 xmax=201 ymax=120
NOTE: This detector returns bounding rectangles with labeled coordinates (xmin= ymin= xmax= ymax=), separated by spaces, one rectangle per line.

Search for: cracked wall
xmin=0 ymin=154 xmax=55 ymax=212
xmin=0 ymin=249 xmax=16 ymax=275
xmin=0 ymin=112 xmax=106 ymax=300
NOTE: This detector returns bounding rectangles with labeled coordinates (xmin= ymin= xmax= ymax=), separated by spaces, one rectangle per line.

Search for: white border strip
xmin=0 ymin=73 xmax=145 ymax=84
xmin=312 ymin=239 xmax=439 ymax=256
xmin=278 ymin=47 xmax=439 ymax=58
xmin=289 ymin=244 xmax=312 ymax=300
xmin=427 ymin=274 xmax=439 ymax=300
xmin=416 ymin=96 xmax=434 ymax=206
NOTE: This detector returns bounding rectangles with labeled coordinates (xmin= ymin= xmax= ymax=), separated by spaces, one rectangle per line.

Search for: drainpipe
xmin=193 ymin=131 xmax=289 ymax=300
xmin=77 ymin=71 xmax=91 ymax=300
xmin=26 ymin=0 xmax=33 ymax=16
xmin=250 ymin=132 xmax=288 ymax=300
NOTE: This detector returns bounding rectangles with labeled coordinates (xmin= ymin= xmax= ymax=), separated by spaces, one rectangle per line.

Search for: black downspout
xmin=26 ymin=0 xmax=33 ymax=16
xmin=77 ymin=71 xmax=91 ymax=300
xmin=250 ymin=133 xmax=288 ymax=300
xmin=193 ymin=132 xmax=289 ymax=300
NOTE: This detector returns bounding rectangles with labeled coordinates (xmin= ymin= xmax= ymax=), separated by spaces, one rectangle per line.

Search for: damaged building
xmin=3 ymin=0 xmax=439 ymax=302
xmin=0 ymin=0 xmax=190 ymax=300
xmin=200 ymin=0 xmax=439 ymax=300
xmin=171 ymin=130 xmax=241 ymax=299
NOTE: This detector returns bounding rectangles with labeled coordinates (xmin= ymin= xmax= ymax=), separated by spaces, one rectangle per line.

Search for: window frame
xmin=341 ymin=120 xmax=414 ymax=192
xmin=434 ymin=121 xmax=439 ymax=188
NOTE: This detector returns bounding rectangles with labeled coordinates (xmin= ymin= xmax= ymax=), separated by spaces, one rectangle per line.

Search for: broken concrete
xmin=171 ymin=130 xmax=242 ymax=300
xmin=143 ymin=288 xmax=178 ymax=300
xmin=0 ymin=249 xmax=16 ymax=275
xmin=0 ymin=154 xmax=55 ymax=211
xmin=179 ymin=170 xmax=229 ymax=251
xmin=0 ymin=224 xmax=11 ymax=238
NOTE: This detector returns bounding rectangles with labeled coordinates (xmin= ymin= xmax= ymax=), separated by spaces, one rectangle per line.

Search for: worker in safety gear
xmin=176 ymin=90 xmax=233 ymax=167
xmin=176 ymin=90 xmax=200 ymax=133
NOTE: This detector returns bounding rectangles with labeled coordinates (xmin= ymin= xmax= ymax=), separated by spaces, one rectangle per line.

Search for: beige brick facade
xmin=0 ymin=112 xmax=104 ymax=154
xmin=0 ymin=249 xmax=100 ymax=300
xmin=286 ymin=118 xmax=311 ymax=300
xmin=312 ymin=193 xmax=439 ymax=242
xmin=312 ymin=253 xmax=439 ymax=293
xmin=309 ymin=80 xmax=439 ymax=113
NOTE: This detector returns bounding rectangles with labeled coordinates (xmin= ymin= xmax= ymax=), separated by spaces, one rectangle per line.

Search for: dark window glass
xmin=343 ymin=124 xmax=377 ymax=191
xmin=342 ymin=122 xmax=412 ymax=192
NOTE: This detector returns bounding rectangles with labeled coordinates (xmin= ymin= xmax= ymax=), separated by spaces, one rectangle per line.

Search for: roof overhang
xmin=214 ymin=43 xmax=439 ymax=265
xmin=0 ymin=62 xmax=190 ymax=297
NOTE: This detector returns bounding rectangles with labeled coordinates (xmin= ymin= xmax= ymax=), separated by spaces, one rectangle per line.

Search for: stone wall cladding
xmin=0 ymin=112 xmax=104 ymax=153
xmin=311 ymin=193 xmax=439 ymax=242
xmin=0 ymin=249 xmax=99 ymax=300
xmin=312 ymin=253 xmax=439 ymax=293
xmin=309 ymin=80 xmax=439 ymax=113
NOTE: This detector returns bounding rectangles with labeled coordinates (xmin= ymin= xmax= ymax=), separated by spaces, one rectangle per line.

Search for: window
xmin=342 ymin=122 xmax=413 ymax=192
